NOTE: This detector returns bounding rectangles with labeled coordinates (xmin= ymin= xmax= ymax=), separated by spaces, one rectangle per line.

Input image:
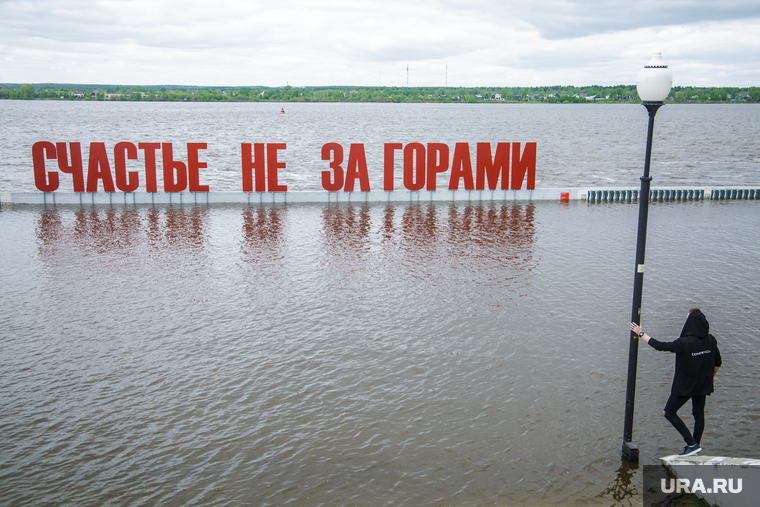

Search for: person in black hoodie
xmin=630 ymin=308 xmax=722 ymax=456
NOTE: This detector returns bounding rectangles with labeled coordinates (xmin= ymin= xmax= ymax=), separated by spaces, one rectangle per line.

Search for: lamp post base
xmin=622 ymin=441 xmax=640 ymax=461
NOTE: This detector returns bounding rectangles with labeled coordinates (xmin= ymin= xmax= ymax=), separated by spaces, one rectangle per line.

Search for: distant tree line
xmin=1 ymin=83 xmax=757 ymax=103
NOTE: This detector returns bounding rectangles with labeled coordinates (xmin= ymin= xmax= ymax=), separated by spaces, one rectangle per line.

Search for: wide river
xmin=1 ymin=101 xmax=759 ymax=506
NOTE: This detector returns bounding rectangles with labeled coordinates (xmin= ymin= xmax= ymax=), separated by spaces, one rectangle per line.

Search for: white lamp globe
xmin=636 ymin=53 xmax=673 ymax=102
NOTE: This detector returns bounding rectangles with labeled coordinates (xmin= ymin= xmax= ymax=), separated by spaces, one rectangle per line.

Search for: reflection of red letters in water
xmin=388 ymin=203 xmax=537 ymax=271
xmin=321 ymin=206 xmax=371 ymax=264
xmin=445 ymin=204 xmax=536 ymax=262
xmin=241 ymin=206 xmax=286 ymax=272
xmin=36 ymin=208 xmax=209 ymax=313
xmin=36 ymin=207 xmax=208 ymax=256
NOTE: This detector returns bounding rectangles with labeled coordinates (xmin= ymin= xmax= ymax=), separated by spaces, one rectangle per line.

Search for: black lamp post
xmin=622 ymin=53 xmax=673 ymax=461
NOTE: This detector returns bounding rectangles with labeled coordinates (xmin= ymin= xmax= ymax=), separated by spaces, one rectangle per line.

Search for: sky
xmin=1 ymin=0 xmax=759 ymax=88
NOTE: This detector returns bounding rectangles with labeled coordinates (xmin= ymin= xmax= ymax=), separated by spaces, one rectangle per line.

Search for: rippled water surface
xmin=1 ymin=199 xmax=759 ymax=506
xmin=1 ymin=101 xmax=759 ymax=192
xmin=1 ymin=101 xmax=759 ymax=506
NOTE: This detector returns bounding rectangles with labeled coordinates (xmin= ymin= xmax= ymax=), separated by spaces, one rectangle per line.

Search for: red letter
xmin=162 ymin=143 xmax=187 ymax=192
xmin=448 ymin=143 xmax=474 ymax=190
xmin=384 ymin=143 xmax=402 ymax=191
xmin=426 ymin=143 xmax=449 ymax=191
xmin=403 ymin=143 xmax=425 ymax=191
xmin=511 ymin=142 xmax=536 ymax=190
xmin=241 ymin=143 xmax=266 ymax=192
xmin=56 ymin=142 xmax=84 ymax=192
xmin=114 ymin=142 xmax=139 ymax=192
xmin=345 ymin=144 xmax=370 ymax=192
xmin=267 ymin=143 xmax=287 ymax=192
xmin=32 ymin=141 xmax=59 ymax=192
xmin=86 ymin=142 xmax=116 ymax=192
xmin=321 ymin=143 xmax=344 ymax=191
xmin=188 ymin=143 xmax=209 ymax=192
xmin=476 ymin=142 xmax=510 ymax=190
xmin=138 ymin=143 xmax=160 ymax=192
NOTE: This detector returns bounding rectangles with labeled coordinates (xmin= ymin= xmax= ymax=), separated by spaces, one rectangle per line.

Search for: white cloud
xmin=0 ymin=0 xmax=758 ymax=86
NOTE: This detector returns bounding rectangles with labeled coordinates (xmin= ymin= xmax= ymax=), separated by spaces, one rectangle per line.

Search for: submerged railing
xmin=586 ymin=187 xmax=759 ymax=202
xmin=2 ymin=186 xmax=759 ymax=206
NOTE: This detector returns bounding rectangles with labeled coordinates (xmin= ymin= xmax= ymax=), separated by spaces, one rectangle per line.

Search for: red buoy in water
xmin=280 ymin=108 xmax=285 ymax=114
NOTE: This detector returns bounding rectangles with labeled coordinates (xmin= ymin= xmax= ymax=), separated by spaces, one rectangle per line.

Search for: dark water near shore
xmin=1 ymin=102 xmax=759 ymax=506
xmin=1 ymin=199 xmax=759 ymax=506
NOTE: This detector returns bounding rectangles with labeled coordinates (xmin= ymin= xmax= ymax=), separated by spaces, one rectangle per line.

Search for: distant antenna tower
xmin=446 ymin=64 xmax=447 ymax=87
xmin=407 ymin=64 xmax=409 ymax=87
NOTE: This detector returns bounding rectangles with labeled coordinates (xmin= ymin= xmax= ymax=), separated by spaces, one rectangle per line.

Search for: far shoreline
xmin=2 ymin=83 xmax=757 ymax=104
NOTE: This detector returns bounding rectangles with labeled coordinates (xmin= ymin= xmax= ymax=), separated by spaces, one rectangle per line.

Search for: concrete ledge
xmin=661 ymin=455 xmax=760 ymax=467
xmin=1 ymin=188 xmax=581 ymax=206
xmin=2 ymin=186 xmax=759 ymax=207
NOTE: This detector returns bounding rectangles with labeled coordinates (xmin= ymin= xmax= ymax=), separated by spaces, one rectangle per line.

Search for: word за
xmin=33 ymin=142 xmax=536 ymax=193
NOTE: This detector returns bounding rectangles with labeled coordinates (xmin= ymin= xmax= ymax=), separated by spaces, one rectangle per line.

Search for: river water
xmin=1 ymin=102 xmax=759 ymax=506
xmin=2 ymin=101 xmax=759 ymax=192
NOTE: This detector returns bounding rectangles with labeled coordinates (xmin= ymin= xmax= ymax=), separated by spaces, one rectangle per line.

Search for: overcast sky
xmin=1 ymin=0 xmax=759 ymax=87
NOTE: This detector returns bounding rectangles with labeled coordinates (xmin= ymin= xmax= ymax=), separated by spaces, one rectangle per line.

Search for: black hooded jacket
xmin=647 ymin=310 xmax=722 ymax=396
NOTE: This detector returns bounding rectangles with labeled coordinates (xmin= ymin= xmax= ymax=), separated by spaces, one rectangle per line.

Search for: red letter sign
xmin=162 ymin=143 xmax=188 ymax=192
xmin=138 ymin=143 xmax=160 ymax=192
xmin=114 ymin=142 xmax=139 ymax=192
xmin=448 ymin=143 xmax=474 ymax=190
xmin=56 ymin=142 xmax=85 ymax=192
xmin=403 ymin=143 xmax=425 ymax=191
xmin=476 ymin=142 xmax=510 ymax=190
xmin=383 ymin=143 xmax=402 ymax=191
xmin=86 ymin=143 xmax=116 ymax=192
xmin=32 ymin=142 xmax=59 ymax=192
xmin=511 ymin=142 xmax=536 ymax=190
xmin=345 ymin=144 xmax=370 ymax=192
xmin=187 ymin=143 xmax=209 ymax=192
xmin=241 ymin=143 xmax=266 ymax=192
xmin=321 ymin=143 xmax=344 ymax=191
xmin=266 ymin=143 xmax=287 ymax=192
xmin=426 ymin=143 xmax=450 ymax=191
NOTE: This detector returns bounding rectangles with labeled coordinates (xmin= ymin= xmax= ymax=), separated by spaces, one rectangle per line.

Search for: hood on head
xmin=680 ymin=309 xmax=710 ymax=338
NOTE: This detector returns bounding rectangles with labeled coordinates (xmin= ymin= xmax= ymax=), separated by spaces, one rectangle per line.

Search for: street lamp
xmin=622 ymin=53 xmax=673 ymax=461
